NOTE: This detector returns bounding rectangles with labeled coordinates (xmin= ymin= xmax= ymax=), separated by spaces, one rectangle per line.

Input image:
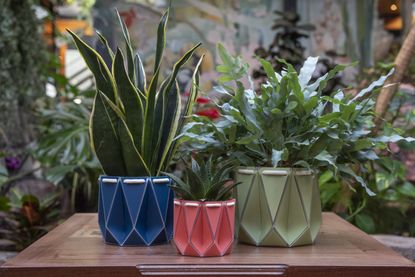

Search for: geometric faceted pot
xmin=98 ymin=176 xmax=174 ymax=246
xmin=173 ymin=198 xmax=235 ymax=257
xmin=235 ymin=167 xmax=321 ymax=247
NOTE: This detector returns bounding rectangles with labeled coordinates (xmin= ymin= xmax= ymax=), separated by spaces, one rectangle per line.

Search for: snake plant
xmin=163 ymin=157 xmax=240 ymax=201
xmin=67 ymin=9 xmax=203 ymax=177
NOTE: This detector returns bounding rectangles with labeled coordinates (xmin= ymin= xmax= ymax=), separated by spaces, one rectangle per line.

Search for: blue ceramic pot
xmin=98 ymin=176 xmax=174 ymax=246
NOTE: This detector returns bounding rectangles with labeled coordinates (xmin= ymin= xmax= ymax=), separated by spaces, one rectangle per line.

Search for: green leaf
xmin=46 ymin=165 xmax=76 ymax=184
xmin=116 ymin=9 xmax=135 ymax=83
xmin=67 ymin=29 xmax=117 ymax=102
xmin=155 ymin=81 xmax=181 ymax=174
xmin=308 ymin=63 xmax=349 ymax=92
xmin=162 ymin=172 xmax=193 ymax=199
xmin=338 ymin=165 xmax=375 ymax=196
xmin=375 ymin=172 xmax=391 ymax=191
xmin=315 ymin=150 xmax=337 ymax=169
xmin=374 ymin=135 xmax=415 ymax=143
xmin=353 ymin=139 xmax=374 ymax=151
xmin=355 ymin=213 xmax=376 ymax=234
xmin=96 ymin=31 xmax=114 ymax=61
xmin=142 ymin=9 xmax=169 ymax=166
xmin=398 ymin=182 xmax=415 ymax=198
xmin=134 ymin=53 xmax=146 ymax=94
xmin=99 ymin=92 xmax=150 ymax=176
xmin=298 ymin=56 xmax=318 ymax=88
xmin=153 ymin=10 xmax=169 ymax=77
xmin=0 ymin=196 xmax=10 ymax=211
xmin=163 ymin=56 xmax=204 ymax=171
xmin=216 ymin=181 xmax=241 ymax=201
xmin=293 ymin=160 xmax=311 ymax=169
xmin=319 ymin=170 xmax=334 ymax=185
xmin=113 ymin=49 xmax=144 ymax=151
xmin=151 ymin=43 xmax=201 ymax=173
xmin=236 ymin=134 xmax=258 ymax=145
xmin=351 ymin=68 xmax=394 ymax=102
xmin=0 ymin=164 xmax=7 ymax=176
xmin=217 ymin=43 xmax=233 ymax=67
xmin=259 ymin=59 xmax=278 ymax=82
xmin=90 ymin=92 xmax=127 ymax=175
xmin=271 ymin=148 xmax=288 ymax=167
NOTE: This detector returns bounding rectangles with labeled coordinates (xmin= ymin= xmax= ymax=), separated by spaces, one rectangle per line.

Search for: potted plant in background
xmin=181 ymin=44 xmax=414 ymax=247
xmin=164 ymin=157 xmax=239 ymax=257
xmin=67 ymin=8 xmax=203 ymax=246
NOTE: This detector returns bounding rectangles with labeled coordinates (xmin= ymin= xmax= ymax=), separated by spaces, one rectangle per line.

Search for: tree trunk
xmin=375 ymin=23 xmax=415 ymax=126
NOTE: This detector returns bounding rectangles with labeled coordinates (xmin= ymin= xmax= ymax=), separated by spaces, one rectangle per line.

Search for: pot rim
xmin=174 ymin=198 xmax=236 ymax=207
xmin=236 ymin=166 xmax=315 ymax=176
xmin=99 ymin=175 xmax=171 ymax=184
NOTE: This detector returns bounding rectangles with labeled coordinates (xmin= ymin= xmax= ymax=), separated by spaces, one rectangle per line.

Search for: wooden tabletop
xmin=1 ymin=212 xmax=414 ymax=277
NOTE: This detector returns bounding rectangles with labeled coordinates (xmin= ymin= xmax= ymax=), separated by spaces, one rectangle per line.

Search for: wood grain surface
xmin=1 ymin=212 xmax=414 ymax=276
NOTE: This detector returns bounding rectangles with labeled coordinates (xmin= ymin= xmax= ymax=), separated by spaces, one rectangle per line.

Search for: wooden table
xmin=1 ymin=212 xmax=414 ymax=277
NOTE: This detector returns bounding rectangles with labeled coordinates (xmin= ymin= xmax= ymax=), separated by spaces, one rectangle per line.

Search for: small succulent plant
xmin=67 ymin=8 xmax=203 ymax=177
xmin=163 ymin=157 xmax=240 ymax=201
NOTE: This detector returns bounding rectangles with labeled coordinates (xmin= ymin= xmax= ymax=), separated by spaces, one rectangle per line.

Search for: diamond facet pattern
xmin=173 ymin=199 xmax=235 ymax=257
xmin=98 ymin=176 xmax=174 ymax=246
xmin=235 ymin=168 xmax=321 ymax=247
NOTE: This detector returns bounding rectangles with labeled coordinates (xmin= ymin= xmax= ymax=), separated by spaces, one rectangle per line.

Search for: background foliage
xmin=182 ymin=44 xmax=413 ymax=198
xmin=0 ymin=0 xmax=47 ymax=150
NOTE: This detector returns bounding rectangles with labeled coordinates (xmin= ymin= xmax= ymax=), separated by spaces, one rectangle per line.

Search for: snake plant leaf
xmin=154 ymin=10 xmax=169 ymax=76
xmin=70 ymin=8 xmax=202 ymax=178
xmin=96 ymin=31 xmax=114 ymax=61
xmin=99 ymin=91 xmax=150 ymax=176
xmin=116 ymin=9 xmax=135 ymax=84
xmin=157 ymin=43 xmax=201 ymax=103
xmin=152 ymin=43 xmax=201 ymax=171
xmin=67 ymin=30 xmax=117 ymax=103
xmin=113 ymin=49 xmax=144 ymax=151
xmin=142 ymin=10 xmax=169 ymax=164
xmin=180 ymin=54 xmax=204 ymax=129
xmin=162 ymin=55 xmax=204 ymax=171
xmin=134 ymin=53 xmax=146 ymax=94
xmin=155 ymin=81 xmax=181 ymax=174
xmin=91 ymin=92 xmax=127 ymax=176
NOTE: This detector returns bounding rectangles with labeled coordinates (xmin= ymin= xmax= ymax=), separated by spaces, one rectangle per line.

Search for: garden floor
xmin=0 ymin=252 xmax=17 ymax=266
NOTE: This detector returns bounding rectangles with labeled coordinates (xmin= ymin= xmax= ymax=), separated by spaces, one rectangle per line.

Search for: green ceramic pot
xmin=235 ymin=167 xmax=321 ymax=247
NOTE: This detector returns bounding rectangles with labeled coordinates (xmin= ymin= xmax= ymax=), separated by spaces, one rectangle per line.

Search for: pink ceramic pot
xmin=173 ymin=198 xmax=236 ymax=257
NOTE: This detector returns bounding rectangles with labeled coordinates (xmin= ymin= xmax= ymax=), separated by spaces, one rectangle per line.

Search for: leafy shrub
xmin=181 ymin=44 xmax=414 ymax=195
xmin=0 ymin=190 xmax=60 ymax=251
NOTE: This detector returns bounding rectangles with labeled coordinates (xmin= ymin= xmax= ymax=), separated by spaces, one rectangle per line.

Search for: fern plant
xmin=68 ymin=8 xmax=203 ymax=177
xmin=163 ymin=157 xmax=239 ymax=201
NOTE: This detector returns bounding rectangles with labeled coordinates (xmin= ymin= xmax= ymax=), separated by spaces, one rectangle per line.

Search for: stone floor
xmin=0 ymin=252 xmax=17 ymax=266
xmin=372 ymin=235 xmax=415 ymax=262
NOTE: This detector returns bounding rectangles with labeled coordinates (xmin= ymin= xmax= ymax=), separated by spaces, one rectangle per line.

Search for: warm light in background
xmin=390 ymin=4 xmax=398 ymax=11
